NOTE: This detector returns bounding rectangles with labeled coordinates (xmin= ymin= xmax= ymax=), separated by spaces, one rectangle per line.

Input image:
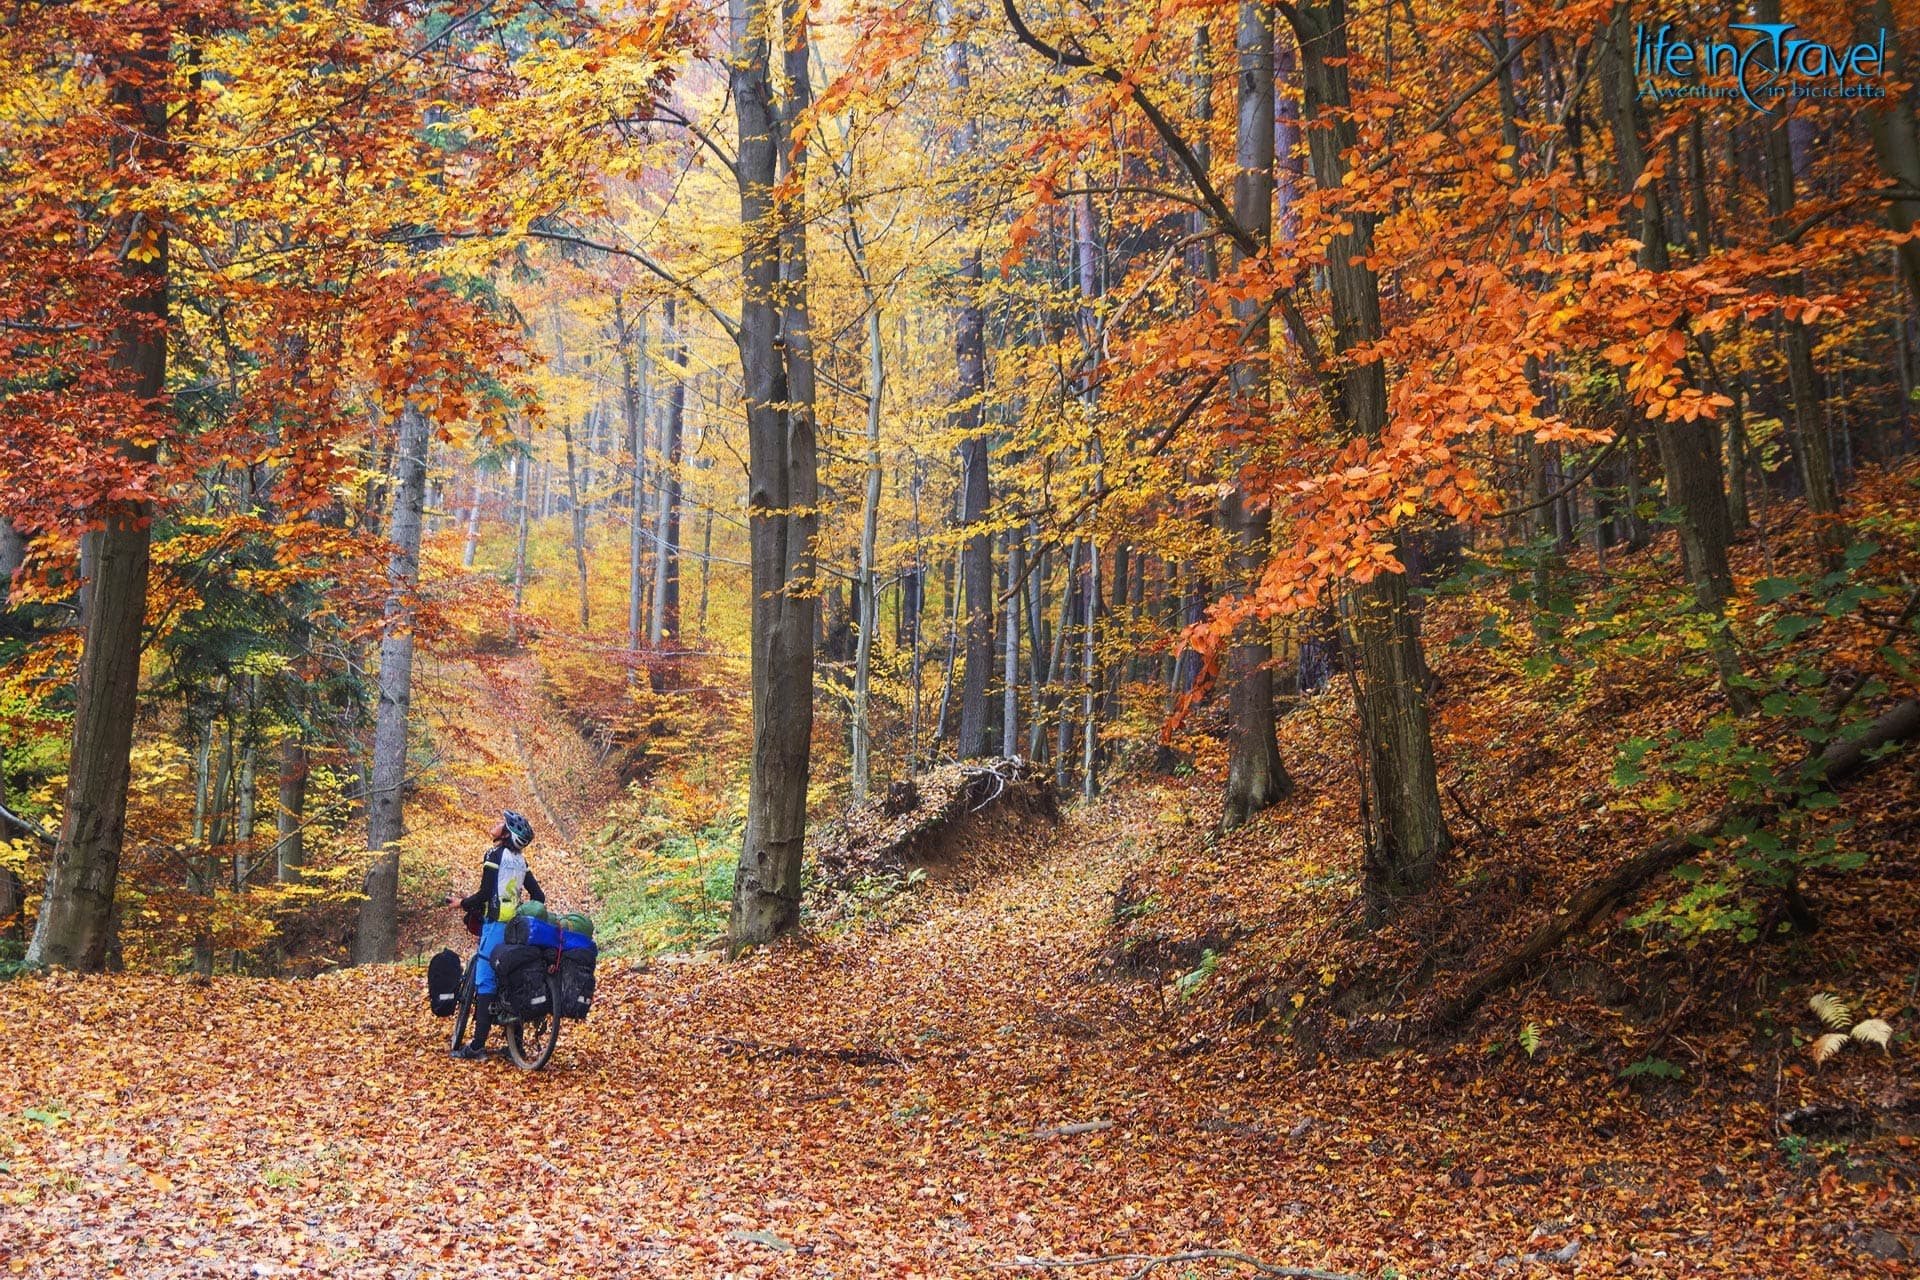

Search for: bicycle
xmin=447 ymin=906 xmax=562 ymax=1071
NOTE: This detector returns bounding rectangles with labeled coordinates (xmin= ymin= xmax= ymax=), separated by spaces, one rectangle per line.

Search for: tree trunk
xmin=27 ymin=28 xmax=167 ymax=972
xmin=512 ymin=450 xmax=531 ymax=618
xmin=275 ymin=734 xmax=307 ymax=884
xmin=1756 ymin=0 xmax=1841 ymax=554
xmin=618 ymin=293 xmax=649 ymax=665
xmin=1287 ymin=0 xmax=1447 ymax=908
xmin=1601 ymin=7 xmax=1733 ymax=600
xmin=562 ymin=415 xmax=590 ymax=630
xmin=947 ymin=7 xmax=993 ymax=760
xmin=1863 ymin=0 xmax=1920 ymax=312
xmin=852 ymin=298 xmax=885 ymax=800
xmin=1004 ymin=533 xmax=1022 ymax=757
xmin=1219 ymin=0 xmax=1292 ymax=830
xmin=351 ymin=402 xmax=429 ymax=965
xmin=460 ymin=470 xmax=483 ymax=569
xmin=728 ymin=0 xmax=819 ymax=954
xmin=650 ymin=299 xmax=687 ymax=645
xmin=1080 ymin=539 xmax=1099 ymax=800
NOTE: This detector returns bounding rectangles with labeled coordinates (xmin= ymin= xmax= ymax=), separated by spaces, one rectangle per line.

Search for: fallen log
xmin=1021 ymin=1119 xmax=1114 ymax=1140
xmin=815 ymin=757 xmax=1058 ymax=887
xmin=1433 ymin=699 xmax=1920 ymax=1030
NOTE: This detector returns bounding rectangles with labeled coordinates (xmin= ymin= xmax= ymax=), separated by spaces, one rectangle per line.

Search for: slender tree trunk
xmin=618 ymin=294 xmax=649 ymax=665
xmin=697 ymin=505 xmax=713 ymax=633
xmin=0 ymin=759 xmax=25 ymax=942
xmin=561 ymin=416 xmax=590 ymax=630
xmin=351 ymin=403 xmax=429 ymax=965
xmin=852 ymin=300 xmax=885 ymax=800
xmin=1081 ymin=539 xmax=1099 ymax=800
xmin=460 ymin=470 xmax=483 ymax=569
xmin=506 ymin=455 xmax=527 ymax=621
xmin=1004 ymin=533 xmax=1022 ymax=757
xmin=1287 ymin=0 xmax=1447 ymax=911
xmin=1221 ymin=0 xmax=1293 ymax=831
xmin=650 ymin=299 xmax=687 ymax=644
xmin=27 ymin=28 xmax=168 ymax=971
xmin=275 ymin=734 xmax=307 ymax=884
xmin=728 ymin=0 xmax=819 ymax=954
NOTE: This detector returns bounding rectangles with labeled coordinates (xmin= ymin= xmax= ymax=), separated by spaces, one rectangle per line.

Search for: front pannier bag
xmin=427 ymin=948 xmax=462 ymax=1017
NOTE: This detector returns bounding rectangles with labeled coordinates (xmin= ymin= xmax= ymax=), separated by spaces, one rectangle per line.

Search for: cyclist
xmin=444 ymin=810 xmax=545 ymax=1060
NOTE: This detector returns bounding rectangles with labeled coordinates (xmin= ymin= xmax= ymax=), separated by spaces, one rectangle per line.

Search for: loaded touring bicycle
xmin=428 ymin=904 xmax=598 ymax=1070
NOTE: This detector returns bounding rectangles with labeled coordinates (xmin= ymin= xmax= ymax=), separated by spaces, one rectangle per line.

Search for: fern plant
xmin=1806 ymin=992 xmax=1895 ymax=1066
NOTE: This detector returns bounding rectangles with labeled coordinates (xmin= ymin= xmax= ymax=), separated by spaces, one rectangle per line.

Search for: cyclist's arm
xmin=524 ymin=868 xmax=546 ymax=904
xmin=458 ymin=857 xmax=499 ymax=913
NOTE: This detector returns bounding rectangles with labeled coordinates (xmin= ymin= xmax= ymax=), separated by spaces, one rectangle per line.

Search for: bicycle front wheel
xmin=506 ymin=974 xmax=560 ymax=1070
xmin=450 ymin=957 xmax=478 ymax=1053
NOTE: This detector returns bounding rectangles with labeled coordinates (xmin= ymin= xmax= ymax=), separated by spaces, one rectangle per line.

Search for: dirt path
xmin=2 ymin=779 xmax=1899 ymax=1278
xmin=403 ymin=649 xmax=617 ymax=958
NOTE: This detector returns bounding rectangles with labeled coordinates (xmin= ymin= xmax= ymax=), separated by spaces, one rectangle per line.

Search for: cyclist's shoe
xmin=449 ymin=1045 xmax=488 ymax=1060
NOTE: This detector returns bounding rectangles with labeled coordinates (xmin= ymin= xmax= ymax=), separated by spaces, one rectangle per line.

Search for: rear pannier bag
xmin=557 ymin=947 xmax=597 ymax=1020
xmin=489 ymin=942 xmax=556 ymax=1019
xmin=427 ymin=948 xmax=462 ymax=1017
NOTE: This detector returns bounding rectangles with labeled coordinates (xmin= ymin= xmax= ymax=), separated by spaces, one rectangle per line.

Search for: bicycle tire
xmin=450 ymin=956 xmax=478 ymax=1053
xmin=506 ymin=973 xmax=560 ymax=1070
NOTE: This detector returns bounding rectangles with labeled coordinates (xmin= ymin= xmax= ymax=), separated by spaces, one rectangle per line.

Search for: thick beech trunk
xmin=1219 ymin=0 xmax=1292 ymax=830
xmin=28 ymin=33 xmax=167 ymax=971
xmin=1864 ymin=0 xmax=1920 ymax=312
xmin=1755 ymin=0 xmax=1840 ymax=551
xmin=1601 ymin=5 xmax=1735 ymax=606
xmin=727 ymin=0 xmax=819 ymax=954
xmin=1287 ymin=0 xmax=1446 ymax=908
xmin=351 ymin=403 xmax=429 ymax=965
xmin=947 ymin=13 xmax=993 ymax=761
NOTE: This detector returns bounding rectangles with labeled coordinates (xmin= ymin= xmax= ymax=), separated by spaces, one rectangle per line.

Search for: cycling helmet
xmin=500 ymin=809 xmax=535 ymax=851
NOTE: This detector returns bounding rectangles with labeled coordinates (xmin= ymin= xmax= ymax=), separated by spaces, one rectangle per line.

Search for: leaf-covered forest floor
xmin=5 ymin=478 xmax=1920 ymax=1278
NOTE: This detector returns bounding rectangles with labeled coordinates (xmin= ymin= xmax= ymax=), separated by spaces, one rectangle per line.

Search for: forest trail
xmin=399 ymin=648 xmax=620 ymax=959
xmin=3 ymin=772 xmax=1901 ymax=1277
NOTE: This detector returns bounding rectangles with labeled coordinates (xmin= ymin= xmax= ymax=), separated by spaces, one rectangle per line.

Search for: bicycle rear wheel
xmin=506 ymin=974 xmax=560 ymax=1070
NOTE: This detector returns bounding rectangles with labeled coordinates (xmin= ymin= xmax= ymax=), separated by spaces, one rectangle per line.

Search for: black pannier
xmin=556 ymin=947 xmax=596 ymax=1020
xmin=489 ymin=942 xmax=556 ymax=1019
xmin=427 ymin=948 xmax=462 ymax=1017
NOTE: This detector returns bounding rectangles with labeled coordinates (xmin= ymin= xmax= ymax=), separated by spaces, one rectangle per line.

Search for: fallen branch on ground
xmin=991 ymin=1249 xmax=1363 ymax=1280
xmin=1022 ymin=1120 xmax=1113 ymax=1140
xmin=1435 ymin=699 xmax=1920 ymax=1029
xmin=693 ymin=1034 xmax=917 ymax=1067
